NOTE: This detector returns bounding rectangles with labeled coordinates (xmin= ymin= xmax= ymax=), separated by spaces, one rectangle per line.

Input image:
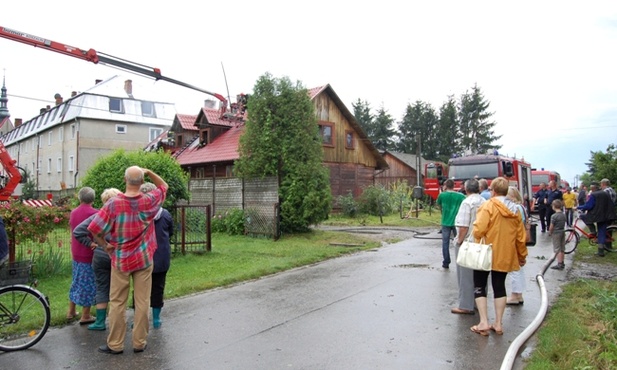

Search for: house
xmin=169 ymin=84 xmax=388 ymax=199
xmin=374 ymin=150 xmax=427 ymax=189
xmin=1 ymin=75 xmax=176 ymax=198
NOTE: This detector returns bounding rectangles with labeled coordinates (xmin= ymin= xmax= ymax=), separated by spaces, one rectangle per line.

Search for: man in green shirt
xmin=436 ymin=179 xmax=466 ymax=268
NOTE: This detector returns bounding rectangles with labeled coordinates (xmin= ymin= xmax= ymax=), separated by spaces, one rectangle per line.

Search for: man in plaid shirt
xmin=88 ymin=166 xmax=168 ymax=355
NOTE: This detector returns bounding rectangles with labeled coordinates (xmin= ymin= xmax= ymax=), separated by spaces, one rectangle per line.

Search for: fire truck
xmin=448 ymin=152 xmax=533 ymax=205
xmin=423 ymin=161 xmax=448 ymax=201
xmin=0 ymin=141 xmax=26 ymax=201
xmin=0 ymin=25 xmax=229 ymax=116
xmin=0 ymin=25 xmax=235 ymax=201
xmin=531 ymin=169 xmax=561 ymax=195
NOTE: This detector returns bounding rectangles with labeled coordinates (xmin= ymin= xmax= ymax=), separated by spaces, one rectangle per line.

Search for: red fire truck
xmin=531 ymin=169 xmax=561 ymax=196
xmin=448 ymin=152 xmax=533 ymax=205
xmin=423 ymin=161 xmax=448 ymax=201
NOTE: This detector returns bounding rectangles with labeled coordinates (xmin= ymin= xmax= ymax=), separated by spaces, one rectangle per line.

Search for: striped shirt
xmin=88 ymin=185 xmax=167 ymax=273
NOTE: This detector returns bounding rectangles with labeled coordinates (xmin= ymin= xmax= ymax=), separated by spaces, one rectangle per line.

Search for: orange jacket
xmin=472 ymin=197 xmax=527 ymax=272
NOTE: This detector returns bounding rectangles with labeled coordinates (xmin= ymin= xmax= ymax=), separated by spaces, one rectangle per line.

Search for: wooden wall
xmin=312 ymin=93 xmax=377 ymax=168
xmin=374 ymin=154 xmax=419 ymax=189
xmin=326 ymin=162 xmax=376 ymax=198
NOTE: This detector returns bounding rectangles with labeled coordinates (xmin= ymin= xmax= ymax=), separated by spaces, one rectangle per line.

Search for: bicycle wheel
xmin=605 ymin=225 xmax=617 ymax=251
xmin=564 ymin=229 xmax=579 ymax=254
xmin=0 ymin=285 xmax=50 ymax=352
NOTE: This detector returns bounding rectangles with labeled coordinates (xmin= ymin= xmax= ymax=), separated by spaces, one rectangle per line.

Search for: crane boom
xmin=0 ymin=25 xmax=228 ymax=114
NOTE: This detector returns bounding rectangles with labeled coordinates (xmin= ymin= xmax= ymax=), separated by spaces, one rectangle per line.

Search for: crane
xmin=0 ymin=25 xmax=228 ymax=115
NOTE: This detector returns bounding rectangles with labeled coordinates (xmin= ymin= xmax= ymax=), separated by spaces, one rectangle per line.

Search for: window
xmin=71 ymin=124 xmax=76 ymax=139
xmin=69 ymin=156 xmax=74 ymax=172
xmin=141 ymin=101 xmax=155 ymax=117
xmin=149 ymin=127 xmax=163 ymax=142
xmin=195 ymin=168 xmax=204 ymax=179
xmin=200 ymin=129 xmax=209 ymax=146
xmin=48 ymin=131 xmax=53 ymax=146
xmin=116 ymin=125 xmax=127 ymax=134
xmin=345 ymin=130 xmax=355 ymax=149
xmin=57 ymin=157 xmax=62 ymax=172
xmin=319 ymin=122 xmax=334 ymax=146
xmin=47 ymin=158 xmax=51 ymax=174
xmin=176 ymin=134 xmax=184 ymax=147
xmin=109 ymin=98 xmax=124 ymax=113
xmin=58 ymin=127 xmax=63 ymax=142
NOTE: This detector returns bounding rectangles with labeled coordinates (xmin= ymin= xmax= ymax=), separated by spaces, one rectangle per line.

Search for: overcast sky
xmin=2 ymin=1 xmax=616 ymax=185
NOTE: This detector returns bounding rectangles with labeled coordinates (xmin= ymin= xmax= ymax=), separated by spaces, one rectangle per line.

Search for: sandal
xmin=490 ymin=325 xmax=504 ymax=335
xmin=66 ymin=312 xmax=80 ymax=321
xmin=470 ymin=325 xmax=490 ymax=336
xmin=79 ymin=317 xmax=96 ymax=325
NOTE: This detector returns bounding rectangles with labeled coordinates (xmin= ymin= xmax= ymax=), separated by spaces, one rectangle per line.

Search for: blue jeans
xmin=441 ymin=226 xmax=457 ymax=267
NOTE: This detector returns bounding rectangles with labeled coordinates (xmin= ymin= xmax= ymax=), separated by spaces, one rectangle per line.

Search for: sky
xmin=1 ymin=1 xmax=616 ymax=186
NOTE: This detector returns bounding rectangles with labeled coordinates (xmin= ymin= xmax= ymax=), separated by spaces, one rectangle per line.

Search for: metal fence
xmin=8 ymin=176 xmax=281 ymax=263
xmin=188 ymin=176 xmax=281 ymax=239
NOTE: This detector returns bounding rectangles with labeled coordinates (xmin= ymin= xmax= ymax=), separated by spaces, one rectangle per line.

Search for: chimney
xmin=95 ymin=79 xmax=102 ymax=84
xmin=124 ymin=80 xmax=133 ymax=97
xmin=204 ymin=99 xmax=217 ymax=109
xmin=15 ymin=118 xmax=22 ymax=127
xmin=71 ymin=91 xmax=77 ymax=97
xmin=40 ymin=108 xmax=46 ymax=114
xmin=46 ymin=105 xmax=51 ymax=111
xmin=54 ymin=93 xmax=63 ymax=106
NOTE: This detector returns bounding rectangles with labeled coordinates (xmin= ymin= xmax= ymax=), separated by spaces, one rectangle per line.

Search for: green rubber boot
xmin=88 ymin=308 xmax=107 ymax=331
xmin=152 ymin=307 xmax=162 ymax=329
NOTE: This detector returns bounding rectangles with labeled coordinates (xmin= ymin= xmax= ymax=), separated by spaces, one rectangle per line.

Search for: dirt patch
xmin=568 ymin=261 xmax=617 ymax=281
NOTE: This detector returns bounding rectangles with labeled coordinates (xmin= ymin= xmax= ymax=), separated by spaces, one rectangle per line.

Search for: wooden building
xmin=374 ymin=150 xmax=427 ymax=189
xmin=161 ymin=84 xmax=388 ymax=200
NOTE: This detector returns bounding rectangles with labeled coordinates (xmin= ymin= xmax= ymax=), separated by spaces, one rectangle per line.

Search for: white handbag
xmin=456 ymin=234 xmax=492 ymax=271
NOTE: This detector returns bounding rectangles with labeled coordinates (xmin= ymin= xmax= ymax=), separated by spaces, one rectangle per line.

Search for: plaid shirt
xmin=88 ymin=185 xmax=167 ymax=273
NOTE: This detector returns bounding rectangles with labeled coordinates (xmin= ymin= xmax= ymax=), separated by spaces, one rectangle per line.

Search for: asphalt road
xmin=0 ymin=228 xmax=568 ymax=370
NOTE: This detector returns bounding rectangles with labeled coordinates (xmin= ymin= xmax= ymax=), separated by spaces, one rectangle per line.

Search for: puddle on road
xmin=393 ymin=263 xmax=430 ymax=268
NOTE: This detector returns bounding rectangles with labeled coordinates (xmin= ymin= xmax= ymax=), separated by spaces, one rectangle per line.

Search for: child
xmin=549 ymin=199 xmax=567 ymax=270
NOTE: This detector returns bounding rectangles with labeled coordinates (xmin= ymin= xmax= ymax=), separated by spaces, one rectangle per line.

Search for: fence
xmin=188 ymin=176 xmax=281 ymax=239
xmin=8 ymin=176 xmax=281 ymax=264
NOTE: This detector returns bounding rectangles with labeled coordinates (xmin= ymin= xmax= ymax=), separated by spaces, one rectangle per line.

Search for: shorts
xmin=552 ymin=232 xmax=565 ymax=253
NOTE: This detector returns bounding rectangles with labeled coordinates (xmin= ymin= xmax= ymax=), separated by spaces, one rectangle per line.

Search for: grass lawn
xmin=524 ymin=239 xmax=617 ymax=369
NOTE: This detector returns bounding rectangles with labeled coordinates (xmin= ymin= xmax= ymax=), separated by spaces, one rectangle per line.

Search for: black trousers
xmin=538 ymin=205 xmax=548 ymax=231
xmin=151 ymin=271 xmax=168 ymax=308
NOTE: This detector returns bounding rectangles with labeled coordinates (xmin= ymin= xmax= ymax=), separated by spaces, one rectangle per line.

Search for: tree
xmin=397 ymin=101 xmax=438 ymax=158
xmin=80 ymin=149 xmax=190 ymax=209
xmin=235 ymin=73 xmax=332 ymax=232
xmin=458 ymin=84 xmax=502 ymax=154
xmin=435 ymin=95 xmax=460 ymax=161
xmin=352 ymin=99 xmax=374 ymax=138
xmin=372 ymin=105 xmax=396 ymax=151
xmin=583 ymin=144 xmax=617 ymax=185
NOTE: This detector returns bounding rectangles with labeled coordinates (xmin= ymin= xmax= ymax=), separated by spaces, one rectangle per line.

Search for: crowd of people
xmin=64 ymin=166 xmax=171 ymax=354
xmin=437 ymin=175 xmax=616 ymax=337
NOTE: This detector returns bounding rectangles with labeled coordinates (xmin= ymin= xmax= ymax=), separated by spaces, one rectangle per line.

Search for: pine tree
xmin=235 ymin=73 xmax=332 ymax=232
xmin=352 ymin=99 xmax=374 ymax=138
xmin=396 ymin=101 xmax=437 ymax=158
xmin=458 ymin=84 xmax=502 ymax=154
xmin=372 ymin=105 xmax=396 ymax=151
xmin=435 ymin=95 xmax=460 ymax=161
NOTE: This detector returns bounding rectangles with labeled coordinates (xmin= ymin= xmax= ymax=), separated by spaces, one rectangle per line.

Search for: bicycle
xmin=0 ymin=259 xmax=51 ymax=352
xmin=564 ymin=213 xmax=617 ymax=254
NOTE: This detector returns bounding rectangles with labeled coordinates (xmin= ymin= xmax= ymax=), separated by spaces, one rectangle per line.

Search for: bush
xmin=358 ymin=185 xmax=394 ymax=216
xmin=337 ymin=192 xmax=360 ymax=218
xmin=0 ymin=200 xmax=70 ymax=244
xmin=212 ymin=209 xmax=245 ymax=236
